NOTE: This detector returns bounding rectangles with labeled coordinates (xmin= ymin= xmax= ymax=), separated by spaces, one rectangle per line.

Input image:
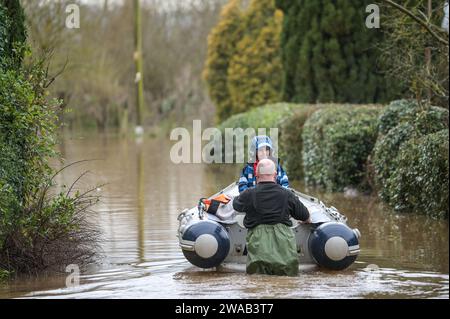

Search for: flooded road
xmin=0 ymin=133 xmax=448 ymax=299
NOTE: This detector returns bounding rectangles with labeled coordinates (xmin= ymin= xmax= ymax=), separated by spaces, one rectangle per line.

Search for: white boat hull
xmin=177 ymin=183 xmax=361 ymax=271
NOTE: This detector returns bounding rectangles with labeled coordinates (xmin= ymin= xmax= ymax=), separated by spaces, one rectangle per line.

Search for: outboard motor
xmin=180 ymin=221 xmax=230 ymax=269
xmin=309 ymin=222 xmax=360 ymax=270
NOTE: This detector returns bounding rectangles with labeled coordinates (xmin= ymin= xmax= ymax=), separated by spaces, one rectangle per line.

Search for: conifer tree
xmin=227 ymin=0 xmax=283 ymax=114
xmin=203 ymin=0 xmax=243 ymax=121
xmin=276 ymin=0 xmax=392 ymax=103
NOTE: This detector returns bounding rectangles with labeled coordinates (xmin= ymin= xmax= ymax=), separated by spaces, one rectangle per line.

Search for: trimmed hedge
xmin=217 ymin=103 xmax=324 ymax=165
xmin=373 ymin=100 xmax=449 ymax=202
xmin=385 ymin=130 xmax=449 ymax=218
xmin=302 ymin=105 xmax=382 ymax=191
xmin=218 ymin=102 xmax=299 ymax=132
xmin=377 ymin=99 xmax=422 ymax=135
xmin=280 ymin=105 xmax=320 ymax=179
xmin=215 ymin=98 xmax=449 ymax=219
xmin=217 ymin=103 xmax=301 ymax=163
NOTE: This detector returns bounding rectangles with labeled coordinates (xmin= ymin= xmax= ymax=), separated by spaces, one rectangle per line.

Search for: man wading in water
xmin=232 ymin=158 xmax=311 ymax=276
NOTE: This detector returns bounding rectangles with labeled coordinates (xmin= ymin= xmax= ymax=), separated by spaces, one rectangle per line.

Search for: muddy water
xmin=0 ymin=133 xmax=448 ymax=299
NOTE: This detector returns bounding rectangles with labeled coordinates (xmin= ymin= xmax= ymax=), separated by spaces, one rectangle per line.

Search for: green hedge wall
xmin=373 ymin=100 xmax=449 ymax=202
xmin=280 ymin=105 xmax=320 ymax=179
xmin=218 ymin=102 xmax=299 ymax=132
xmin=372 ymin=100 xmax=449 ymax=217
xmin=386 ymin=130 xmax=449 ymax=218
xmin=302 ymin=105 xmax=382 ymax=191
xmin=217 ymin=103 xmax=301 ymax=162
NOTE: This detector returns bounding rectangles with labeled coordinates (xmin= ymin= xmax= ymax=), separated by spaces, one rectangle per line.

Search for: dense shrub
xmin=0 ymin=70 xmax=57 ymax=201
xmin=218 ymin=102 xmax=298 ymax=132
xmin=385 ymin=130 xmax=449 ymax=218
xmin=371 ymin=122 xmax=417 ymax=195
xmin=280 ymin=105 xmax=320 ymax=179
xmin=302 ymin=105 xmax=382 ymax=191
xmin=373 ymin=100 xmax=449 ymax=201
xmin=0 ymin=181 xmax=101 ymax=274
xmin=1 ymin=9 xmax=101 ymax=274
xmin=377 ymin=99 xmax=423 ymax=135
xmin=0 ymin=66 xmax=101 ymax=275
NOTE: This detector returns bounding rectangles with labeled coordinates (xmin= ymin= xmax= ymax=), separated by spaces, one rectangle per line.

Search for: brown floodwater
xmin=0 ymin=132 xmax=448 ymax=299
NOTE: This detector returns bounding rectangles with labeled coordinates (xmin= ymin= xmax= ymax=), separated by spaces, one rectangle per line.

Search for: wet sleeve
xmin=288 ymin=192 xmax=310 ymax=221
xmin=232 ymin=189 xmax=250 ymax=213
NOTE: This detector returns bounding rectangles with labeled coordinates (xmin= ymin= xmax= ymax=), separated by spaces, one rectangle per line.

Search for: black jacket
xmin=232 ymin=181 xmax=310 ymax=229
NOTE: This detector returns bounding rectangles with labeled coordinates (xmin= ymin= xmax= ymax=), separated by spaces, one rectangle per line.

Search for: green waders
xmin=246 ymin=223 xmax=299 ymax=276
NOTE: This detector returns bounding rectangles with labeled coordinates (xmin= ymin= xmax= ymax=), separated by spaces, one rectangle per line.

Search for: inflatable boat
xmin=177 ymin=183 xmax=361 ymax=271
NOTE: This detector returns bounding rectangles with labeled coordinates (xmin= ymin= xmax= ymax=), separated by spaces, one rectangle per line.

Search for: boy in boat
xmin=238 ymin=135 xmax=289 ymax=193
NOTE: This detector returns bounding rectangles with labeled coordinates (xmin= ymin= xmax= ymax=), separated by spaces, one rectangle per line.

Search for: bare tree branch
xmin=381 ymin=0 xmax=449 ymax=45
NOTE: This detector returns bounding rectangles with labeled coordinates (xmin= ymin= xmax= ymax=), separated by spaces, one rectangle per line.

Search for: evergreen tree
xmin=0 ymin=0 xmax=27 ymax=68
xmin=227 ymin=0 xmax=283 ymax=114
xmin=0 ymin=5 xmax=10 ymax=66
xmin=276 ymin=0 xmax=393 ymax=103
xmin=203 ymin=0 xmax=243 ymax=121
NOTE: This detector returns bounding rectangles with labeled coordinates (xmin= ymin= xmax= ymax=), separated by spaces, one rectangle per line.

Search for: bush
xmin=218 ymin=102 xmax=298 ymax=132
xmin=1 ymin=0 xmax=100 ymax=277
xmin=385 ymin=130 xmax=449 ymax=218
xmin=0 ymin=69 xmax=57 ymax=202
xmin=372 ymin=100 xmax=449 ymax=201
xmin=280 ymin=105 xmax=320 ymax=179
xmin=302 ymin=105 xmax=382 ymax=191
xmin=0 ymin=63 xmax=100 ymax=276
xmin=0 ymin=178 xmax=101 ymax=274
xmin=372 ymin=122 xmax=417 ymax=196
xmin=377 ymin=99 xmax=422 ymax=135
xmin=217 ymin=103 xmax=300 ymax=163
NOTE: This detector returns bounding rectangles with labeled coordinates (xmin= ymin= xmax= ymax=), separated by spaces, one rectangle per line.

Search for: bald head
xmin=256 ymin=159 xmax=277 ymax=183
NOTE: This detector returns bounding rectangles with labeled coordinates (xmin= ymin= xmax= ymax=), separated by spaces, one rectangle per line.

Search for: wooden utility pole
xmin=134 ymin=0 xmax=145 ymax=134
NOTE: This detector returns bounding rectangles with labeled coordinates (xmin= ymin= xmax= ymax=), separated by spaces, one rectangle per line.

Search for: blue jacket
xmin=238 ymin=161 xmax=289 ymax=193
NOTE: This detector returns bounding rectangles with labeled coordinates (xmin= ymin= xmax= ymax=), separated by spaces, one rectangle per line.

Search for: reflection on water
xmin=0 ymin=133 xmax=448 ymax=299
